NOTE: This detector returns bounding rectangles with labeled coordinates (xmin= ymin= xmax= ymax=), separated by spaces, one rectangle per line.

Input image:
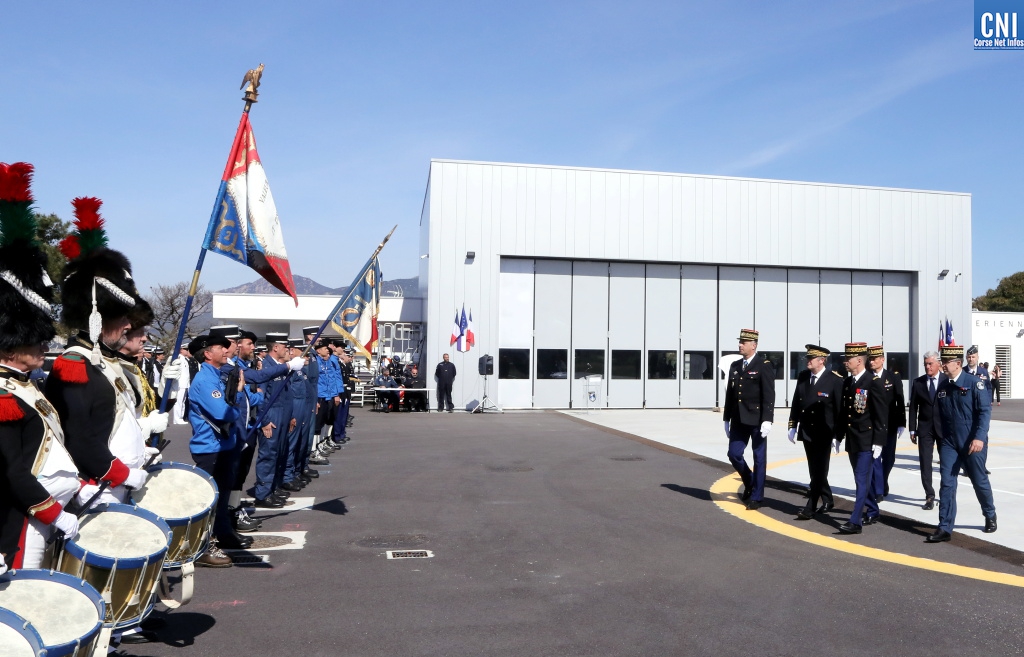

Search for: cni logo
xmin=975 ymin=1 xmax=1024 ymax=49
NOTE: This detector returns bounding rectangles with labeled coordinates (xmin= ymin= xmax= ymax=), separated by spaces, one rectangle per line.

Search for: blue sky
xmin=1 ymin=1 xmax=1020 ymax=297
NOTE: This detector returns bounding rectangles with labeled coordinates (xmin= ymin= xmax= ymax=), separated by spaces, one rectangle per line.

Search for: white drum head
xmin=77 ymin=510 xmax=168 ymax=558
xmin=0 ymin=578 xmax=99 ymax=646
xmin=134 ymin=467 xmax=216 ymax=519
xmin=0 ymin=623 xmax=37 ymax=657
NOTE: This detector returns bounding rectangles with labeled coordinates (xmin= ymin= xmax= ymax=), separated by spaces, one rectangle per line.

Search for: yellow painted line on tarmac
xmin=710 ymin=463 xmax=1024 ymax=588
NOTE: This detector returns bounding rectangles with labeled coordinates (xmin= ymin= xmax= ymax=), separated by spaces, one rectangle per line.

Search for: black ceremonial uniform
xmin=788 ymin=368 xmax=844 ymax=512
xmin=838 ymin=369 xmax=887 ymax=527
xmin=723 ymin=351 xmax=776 ymax=504
xmin=874 ymin=368 xmax=906 ymax=498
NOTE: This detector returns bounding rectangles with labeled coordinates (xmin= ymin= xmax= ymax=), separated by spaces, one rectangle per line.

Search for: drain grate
xmin=610 ymin=456 xmax=645 ymax=461
xmin=487 ymin=465 xmax=534 ymax=472
xmin=386 ymin=550 xmax=433 ymax=560
xmin=355 ymin=534 xmax=427 ymax=549
xmin=231 ymin=554 xmax=270 ymax=565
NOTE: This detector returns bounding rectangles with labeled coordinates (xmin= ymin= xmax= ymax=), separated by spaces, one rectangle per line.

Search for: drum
xmin=0 ymin=608 xmax=45 ymax=657
xmin=56 ymin=503 xmax=170 ymax=630
xmin=129 ymin=461 xmax=217 ymax=568
xmin=0 ymin=568 xmax=105 ymax=656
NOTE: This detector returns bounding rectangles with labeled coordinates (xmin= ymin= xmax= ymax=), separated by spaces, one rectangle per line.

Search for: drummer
xmin=46 ymin=196 xmax=155 ymax=504
xmin=187 ymin=333 xmax=246 ymax=566
xmin=0 ymin=162 xmax=82 ymax=568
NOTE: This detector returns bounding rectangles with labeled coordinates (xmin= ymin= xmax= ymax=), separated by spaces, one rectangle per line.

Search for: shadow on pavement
xmin=312 ymin=497 xmax=349 ymax=515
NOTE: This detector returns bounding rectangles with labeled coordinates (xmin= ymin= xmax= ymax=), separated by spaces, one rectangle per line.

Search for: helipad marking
xmin=710 ymin=470 xmax=1024 ymax=588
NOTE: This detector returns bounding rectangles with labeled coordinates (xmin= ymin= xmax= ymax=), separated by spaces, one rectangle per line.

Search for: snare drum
xmin=130 ymin=461 xmax=218 ymax=568
xmin=0 ymin=608 xmax=45 ymax=657
xmin=56 ymin=503 xmax=170 ymax=630
xmin=0 ymin=568 xmax=105 ymax=656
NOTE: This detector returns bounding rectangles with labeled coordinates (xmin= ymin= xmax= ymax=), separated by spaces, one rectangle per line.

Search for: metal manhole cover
xmin=487 ymin=465 xmax=534 ymax=472
xmin=610 ymin=456 xmax=645 ymax=461
xmin=386 ymin=550 xmax=434 ymax=559
xmin=246 ymin=535 xmax=293 ymax=549
xmin=354 ymin=534 xmax=428 ymax=549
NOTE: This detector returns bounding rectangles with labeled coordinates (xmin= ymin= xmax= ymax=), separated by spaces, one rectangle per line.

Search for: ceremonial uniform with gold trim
xmin=723 ymin=344 xmax=776 ymax=504
xmin=838 ymin=359 xmax=887 ymax=527
xmin=788 ymin=360 xmax=844 ymax=513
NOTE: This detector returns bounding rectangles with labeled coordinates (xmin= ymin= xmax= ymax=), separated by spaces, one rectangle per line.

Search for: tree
xmin=973 ymin=271 xmax=1024 ymax=312
xmin=146 ymin=282 xmax=213 ymax=353
xmin=34 ymin=212 xmax=72 ymax=339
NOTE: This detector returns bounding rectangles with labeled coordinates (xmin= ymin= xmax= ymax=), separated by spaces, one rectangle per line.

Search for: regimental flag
xmin=450 ymin=309 xmax=461 ymax=346
xmin=329 ymin=257 xmax=381 ymax=359
xmin=466 ymin=309 xmax=476 ymax=349
xmin=202 ymin=112 xmax=297 ymax=303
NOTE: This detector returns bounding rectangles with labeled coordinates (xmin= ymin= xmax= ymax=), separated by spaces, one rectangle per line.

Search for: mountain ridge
xmin=218 ymin=275 xmax=420 ymax=298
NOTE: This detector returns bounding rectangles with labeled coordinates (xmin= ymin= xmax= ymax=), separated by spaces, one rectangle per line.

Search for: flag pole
xmin=156 ymin=65 xmax=265 ymax=418
xmin=244 ymin=225 xmax=396 ymax=442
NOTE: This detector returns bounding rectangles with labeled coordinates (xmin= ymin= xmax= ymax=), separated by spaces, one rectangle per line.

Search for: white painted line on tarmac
xmin=222 ymin=531 xmax=308 ymax=552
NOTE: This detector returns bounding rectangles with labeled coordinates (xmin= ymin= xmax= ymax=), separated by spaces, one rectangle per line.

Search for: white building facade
xmin=419 ymin=159 xmax=974 ymax=410
xmin=971 ymin=311 xmax=1023 ymax=400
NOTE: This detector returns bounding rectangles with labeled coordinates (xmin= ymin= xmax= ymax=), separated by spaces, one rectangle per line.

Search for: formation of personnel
xmin=725 ymin=329 xmax=997 ymax=541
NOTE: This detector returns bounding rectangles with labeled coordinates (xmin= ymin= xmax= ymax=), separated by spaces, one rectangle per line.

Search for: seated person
xmin=403 ymin=364 xmax=427 ymax=412
xmin=374 ymin=368 xmax=400 ymax=413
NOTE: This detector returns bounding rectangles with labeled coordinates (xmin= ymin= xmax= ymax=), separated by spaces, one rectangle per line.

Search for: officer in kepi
xmin=788 ymin=345 xmax=844 ymax=519
xmin=837 ymin=342 xmax=887 ymax=535
xmin=927 ymin=344 xmax=997 ymax=543
xmin=723 ymin=328 xmax=776 ymax=510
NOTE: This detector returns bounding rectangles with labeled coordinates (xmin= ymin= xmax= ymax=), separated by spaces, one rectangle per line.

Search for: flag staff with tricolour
xmin=158 ymin=63 xmax=299 ymax=414
xmin=244 ymin=226 xmax=396 ymax=442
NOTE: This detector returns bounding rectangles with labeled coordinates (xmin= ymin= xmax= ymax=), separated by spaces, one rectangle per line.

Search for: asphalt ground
xmin=125 ymin=409 xmax=1024 ymax=657
xmin=991 ymin=399 xmax=1024 ymax=423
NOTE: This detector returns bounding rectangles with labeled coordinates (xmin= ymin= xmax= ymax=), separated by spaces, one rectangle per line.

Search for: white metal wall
xmin=609 ymin=263 xmax=646 ymax=408
xmin=421 ymin=160 xmax=970 ymax=410
xmin=645 ymin=264 xmax=681 ymax=408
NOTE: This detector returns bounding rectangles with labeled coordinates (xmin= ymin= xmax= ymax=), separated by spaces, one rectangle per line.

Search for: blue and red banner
xmin=202 ymin=113 xmax=297 ymax=303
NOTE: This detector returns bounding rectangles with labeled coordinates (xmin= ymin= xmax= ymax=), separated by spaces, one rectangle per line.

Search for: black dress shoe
xmin=862 ymin=514 xmax=880 ymax=526
xmin=838 ymin=522 xmax=862 ymax=534
xmin=273 ymin=488 xmax=292 ymax=498
xmin=298 ymin=474 xmax=312 ymax=485
xmin=745 ymin=500 xmax=762 ymax=510
xmin=922 ymin=498 xmax=935 ymax=510
xmin=254 ymin=496 xmax=285 ymax=509
xmin=984 ymin=515 xmax=997 ymax=533
xmin=304 ymin=468 xmax=319 ymax=478
xmin=280 ymin=481 xmax=303 ymax=492
xmin=217 ymin=532 xmax=253 ymax=550
xmin=741 ymin=484 xmax=753 ymax=501
xmin=926 ymin=529 xmax=952 ymax=543
xmin=796 ymin=505 xmax=815 ymax=520
xmin=817 ymin=503 xmax=835 ymax=513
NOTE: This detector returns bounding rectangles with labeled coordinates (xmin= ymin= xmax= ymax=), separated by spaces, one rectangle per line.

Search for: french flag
xmin=450 ymin=308 xmax=461 ymax=346
xmin=466 ymin=309 xmax=476 ymax=349
xmin=202 ymin=112 xmax=297 ymax=303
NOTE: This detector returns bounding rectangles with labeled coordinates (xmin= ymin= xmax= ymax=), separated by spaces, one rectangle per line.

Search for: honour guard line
xmin=0 ymin=65 xmax=395 ymax=655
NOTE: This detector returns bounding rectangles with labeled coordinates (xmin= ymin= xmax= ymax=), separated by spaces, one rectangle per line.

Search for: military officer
xmin=867 ymin=345 xmax=906 ymax=499
xmin=964 ymin=346 xmax=991 ymax=397
xmin=837 ymin=343 xmax=888 ymax=534
xmin=278 ymin=338 xmax=311 ymax=492
xmin=253 ymin=333 xmax=294 ymax=508
xmin=723 ymin=328 xmax=776 ymax=510
xmin=926 ymin=345 xmax=997 ymax=543
xmin=788 ymin=345 xmax=844 ymax=519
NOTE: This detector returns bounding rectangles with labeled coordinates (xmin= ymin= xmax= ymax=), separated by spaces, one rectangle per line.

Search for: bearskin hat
xmin=126 ymin=297 xmax=154 ymax=332
xmin=59 ymin=197 xmax=140 ymax=330
xmin=0 ymin=162 xmax=56 ymax=352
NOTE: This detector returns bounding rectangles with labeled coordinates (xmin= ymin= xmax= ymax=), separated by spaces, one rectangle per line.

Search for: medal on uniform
xmin=854 ymin=388 xmax=867 ymax=414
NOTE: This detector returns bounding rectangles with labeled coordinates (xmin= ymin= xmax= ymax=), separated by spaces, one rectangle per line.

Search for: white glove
xmin=832 ymin=439 xmax=841 ymax=454
xmin=897 ymin=426 xmax=905 ymax=439
xmin=162 ymin=357 xmax=183 ymax=382
xmin=723 ymin=421 xmax=731 ymax=438
xmin=760 ymin=421 xmax=772 ymax=438
xmin=144 ymin=446 xmax=163 ymax=465
xmin=871 ymin=444 xmax=883 ymax=460
xmin=787 ymin=428 xmax=797 ymax=444
xmin=142 ymin=411 xmax=169 ymax=436
xmin=288 ymin=357 xmax=305 ymax=372
xmin=0 ymin=552 xmax=6 ymax=575
xmin=124 ymin=468 xmax=149 ymax=490
xmin=76 ymin=483 xmax=100 ymax=508
xmin=52 ymin=511 xmax=80 ymax=538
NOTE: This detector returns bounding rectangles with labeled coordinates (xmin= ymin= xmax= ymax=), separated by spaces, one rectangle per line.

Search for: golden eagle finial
xmin=241 ymin=63 xmax=265 ymax=103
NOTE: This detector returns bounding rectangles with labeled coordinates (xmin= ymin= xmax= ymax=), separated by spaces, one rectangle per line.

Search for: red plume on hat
xmin=59 ymin=196 xmax=109 ymax=261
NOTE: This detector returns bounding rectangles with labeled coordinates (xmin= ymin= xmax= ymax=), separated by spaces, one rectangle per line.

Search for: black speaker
xmin=478 ymin=354 xmax=494 ymax=375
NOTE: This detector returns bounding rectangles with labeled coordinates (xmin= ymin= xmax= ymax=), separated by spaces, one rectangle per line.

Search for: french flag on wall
xmin=202 ymin=112 xmax=297 ymax=303
xmin=450 ymin=305 xmax=474 ymax=352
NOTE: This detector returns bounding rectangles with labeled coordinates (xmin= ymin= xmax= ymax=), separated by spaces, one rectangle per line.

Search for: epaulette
xmin=51 ymin=352 xmax=89 ymax=384
xmin=0 ymin=389 xmax=25 ymax=422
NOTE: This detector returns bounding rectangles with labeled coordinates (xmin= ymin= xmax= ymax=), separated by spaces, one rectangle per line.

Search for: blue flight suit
xmin=935 ymin=370 xmax=996 ymax=533
xmin=281 ymin=367 xmax=310 ymax=486
xmin=188 ymin=362 xmax=240 ymax=537
xmin=297 ymin=356 xmax=319 ymax=475
xmin=966 ymin=365 xmax=993 ymax=403
xmin=230 ymin=357 xmax=289 ymax=497
xmin=254 ymin=357 xmax=293 ymax=501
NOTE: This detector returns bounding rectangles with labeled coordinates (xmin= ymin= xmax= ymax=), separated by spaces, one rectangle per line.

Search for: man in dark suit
xmin=837 ymin=342 xmax=888 ymax=534
xmin=867 ymin=345 xmax=906 ymax=499
xmin=435 ymin=353 xmax=457 ymax=413
xmin=908 ymin=351 xmax=945 ymax=510
xmin=723 ymin=328 xmax=776 ymax=510
xmin=788 ymin=345 xmax=845 ymax=519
